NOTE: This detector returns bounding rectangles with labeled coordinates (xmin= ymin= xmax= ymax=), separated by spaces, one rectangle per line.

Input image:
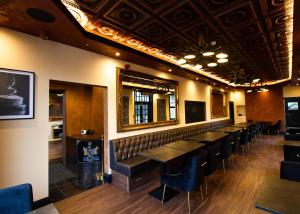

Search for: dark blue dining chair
xmin=240 ymin=129 xmax=249 ymax=153
xmin=205 ymin=142 xmax=221 ymax=177
xmin=219 ymin=135 xmax=235 ymax=174
xmin=231 ymin=131 xmax=241 ymax=164
xmin=198 ymin=150 xmax=208 ymax=199
xmin=161 ymin=155 xmax=201 ymax=214
xmin=0 ymin=183 xmax=33 ymax=214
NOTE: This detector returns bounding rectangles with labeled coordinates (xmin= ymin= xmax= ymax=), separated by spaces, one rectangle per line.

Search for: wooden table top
xmin=284 ymin=140 xmax=300 ymax=147
xmin=138 ymin=146 xmax=186 ymax=163
xmin=186 ymin=131 xmax=229 ymax=143
xmin=164 ymin=140 xmax=206 ymax=153
xmin=256 ymin=176 xmax=300 ymax=214
xmin=212 ymin=126 xmax=243 ymax=133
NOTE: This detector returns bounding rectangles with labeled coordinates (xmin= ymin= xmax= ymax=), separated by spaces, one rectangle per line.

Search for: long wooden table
xmin=138 ymin=146 xmax=186 ymax=163
xmin=164 ymin=140 xmax=206 ymax=153
xmin=186 ymin=131 xmax=229 ymax=144
xmin=256 ymin=176 xmax=300 ymax=214
xmin=138 ymin=140 xmax=205 ymax=202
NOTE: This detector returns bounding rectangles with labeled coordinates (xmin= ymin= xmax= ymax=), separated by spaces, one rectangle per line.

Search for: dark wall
xmin=245 ymin=86 xmax=285 ymax=131
xmin=285 ymin=97 xmax=300 ymax=127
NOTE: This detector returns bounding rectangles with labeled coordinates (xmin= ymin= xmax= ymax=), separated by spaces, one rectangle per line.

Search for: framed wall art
xmin=0 ymin=68 xmax=35 ymax=120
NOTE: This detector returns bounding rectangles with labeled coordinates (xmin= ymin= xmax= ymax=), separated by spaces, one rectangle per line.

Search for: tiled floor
xmin=49 ymin=158 xmax=102 ymax=203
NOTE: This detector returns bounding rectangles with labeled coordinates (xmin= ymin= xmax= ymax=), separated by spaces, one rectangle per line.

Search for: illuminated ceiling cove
xmin=60 ymin=0 xmax=294 ymax=87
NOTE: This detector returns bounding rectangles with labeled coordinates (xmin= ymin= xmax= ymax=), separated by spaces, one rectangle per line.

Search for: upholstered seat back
xmin=110 ymin=119 xmax=232 ymax=170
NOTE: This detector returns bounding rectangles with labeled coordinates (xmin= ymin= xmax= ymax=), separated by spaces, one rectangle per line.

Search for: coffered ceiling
xmin=60 ymin=0 xmax=294 ymax=86
xmin=0 ymin=0 xmax=295 ymax=87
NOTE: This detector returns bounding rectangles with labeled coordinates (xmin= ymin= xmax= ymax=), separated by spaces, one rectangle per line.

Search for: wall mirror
xmin=117 ymin=68 xmax=179 ymax=132
xmin=211 ymin=89 xmax=228 ymax=119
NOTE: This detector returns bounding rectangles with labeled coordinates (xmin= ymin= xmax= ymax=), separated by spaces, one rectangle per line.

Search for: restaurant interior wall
xmin=0 ymin=27 xmax=245 ymax=200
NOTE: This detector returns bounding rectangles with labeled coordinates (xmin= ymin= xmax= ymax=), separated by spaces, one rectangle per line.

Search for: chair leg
xmin=222 ymin=159 xmax=226 ymax=174
xmin=200 ymin=185 xmax=204 ymax=200
xmin=242 ymin=145 xmax=245 ymax=153
xmin=162 ymin=184 xmax=166 ymax=204
xmin=205 ymin=182 xmax=208 ymax=195
xmin=228 ymin=158 xmax=232 ymax=168
xmin=188 ymin=192 xmax=191 ymax=214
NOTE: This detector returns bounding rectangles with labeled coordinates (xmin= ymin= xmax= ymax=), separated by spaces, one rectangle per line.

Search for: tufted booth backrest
xmin=110 ymin=119 xmax=232 ymax=168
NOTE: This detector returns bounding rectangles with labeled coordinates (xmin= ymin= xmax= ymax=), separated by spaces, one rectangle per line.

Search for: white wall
xmin=229 ymin=90 xmax=246 ymax=123
xmin=0 ymin=27 xmax=245 ymax=200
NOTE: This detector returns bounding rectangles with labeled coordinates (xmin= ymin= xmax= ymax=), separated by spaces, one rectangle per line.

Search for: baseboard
xmin=33 ymin=197 xmax=51 ymax=209
xmin=104 ymin=173 xmax=112 ymax=183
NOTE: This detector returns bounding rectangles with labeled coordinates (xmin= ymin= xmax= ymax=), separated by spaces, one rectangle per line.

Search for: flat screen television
xmin=287 ymin=102 xmax=299 ymax=110
xmin=185 ymin=101 xmax=206 ymax=124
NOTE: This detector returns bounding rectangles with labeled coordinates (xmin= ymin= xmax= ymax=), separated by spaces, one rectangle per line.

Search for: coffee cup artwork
xmin=0 ymin=69 xmax=35 ymax=119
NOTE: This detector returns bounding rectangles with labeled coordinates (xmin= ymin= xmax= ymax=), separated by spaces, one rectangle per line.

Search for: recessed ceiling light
xmin=217 ymin=58 xmax=228 ymax=63
xmin=246 ymin=90 xmax=252 ymax=93
xmin=181 ymin=64 xmax=190 ymax=68
xmin=252 ymin=78 xmax=260 ymax=83
xmin=115 ymin=52 xmax=120 ymax=56
xmin=213 ymin=83 xmax=216 ymax=85
xmin=177 ymin=58 xmax=187 ymax=65
xmin=261 ymin=88 xmax=269 ymax=91
xmin=168 ymin=69 xmax=172 ymax=72
xmin=196 ymin=77 xmax=199 ymax=80
xmin=216 ymin=53 xmax=228 ymax=59
xmin=194 ymin=64 xmax=203 ymax=69
xmin=202 ymin=52 xmax=215 ymax=57
xmin=207 ymin=62 xmax=217 ymax=67
xmin=184 ymin=54 xmax=196 ymax=59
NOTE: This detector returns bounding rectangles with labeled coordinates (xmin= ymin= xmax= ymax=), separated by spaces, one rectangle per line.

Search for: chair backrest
xmin=275 ymin=120 xmax=281 ymax=128
xmin=0 ymin=183 xmax=33 ymax=214
xmin=205 ymin=142 xmax=221 ymax=176
xmin=232 ymin=132 xmax=241 ymax=153
xmin=198 ymin=150 xmax=208 ymax=185
xmin=240 ymin=129 xmax=249 ymax=145
xmin=183 ymin=155 xmax=201 ymax=192
xmin=221 ymin=135 xmax=234 ymax=158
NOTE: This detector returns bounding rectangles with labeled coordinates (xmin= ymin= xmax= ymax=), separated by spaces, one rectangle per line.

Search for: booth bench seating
xmin=110 ymin=119 xmax=232 ymax=193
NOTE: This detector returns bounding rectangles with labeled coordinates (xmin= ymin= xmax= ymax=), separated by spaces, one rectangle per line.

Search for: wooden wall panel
xmin=50 ymin=81 xmax=105 ymax=137
xmin=245 ymin=86 xmax=285 ymax=131
xmin=91 ymin=86 xmax=105 ymax=136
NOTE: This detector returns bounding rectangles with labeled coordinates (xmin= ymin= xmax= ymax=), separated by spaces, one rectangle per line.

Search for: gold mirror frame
xmin=210 ymin=88 xmax=229 ymax=119
xmin=116 ymin=68 xmax=179 ymax=132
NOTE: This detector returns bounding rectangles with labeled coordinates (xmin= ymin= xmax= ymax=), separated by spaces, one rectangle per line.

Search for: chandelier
xmin=178 ymin=34 xmax=229 ymax=69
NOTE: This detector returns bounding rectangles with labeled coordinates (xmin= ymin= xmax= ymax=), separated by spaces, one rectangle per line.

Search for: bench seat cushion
xmin=116 ymin=156 xmax=158 ymax=177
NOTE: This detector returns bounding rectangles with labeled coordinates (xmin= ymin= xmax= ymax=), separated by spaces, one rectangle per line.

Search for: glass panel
xmin=170 ymin=108 xmax=176 ymax=120
xmin=170 ymin=94 xmax=175 ymax=107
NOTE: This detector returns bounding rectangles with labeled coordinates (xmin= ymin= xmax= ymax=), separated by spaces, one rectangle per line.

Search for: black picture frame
xmin=0 ymin=68 xmax=35 ymax=120
xmin=185 ymin=101 xmax=206 ymax=124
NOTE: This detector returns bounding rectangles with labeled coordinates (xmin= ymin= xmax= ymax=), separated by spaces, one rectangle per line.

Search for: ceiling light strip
xmin=61 ymin=0 xmax=294 ymax=87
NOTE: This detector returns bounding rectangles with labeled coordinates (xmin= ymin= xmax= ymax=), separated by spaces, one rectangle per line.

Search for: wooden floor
xmin=55 ymin=135 xmax=284 ymax=214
